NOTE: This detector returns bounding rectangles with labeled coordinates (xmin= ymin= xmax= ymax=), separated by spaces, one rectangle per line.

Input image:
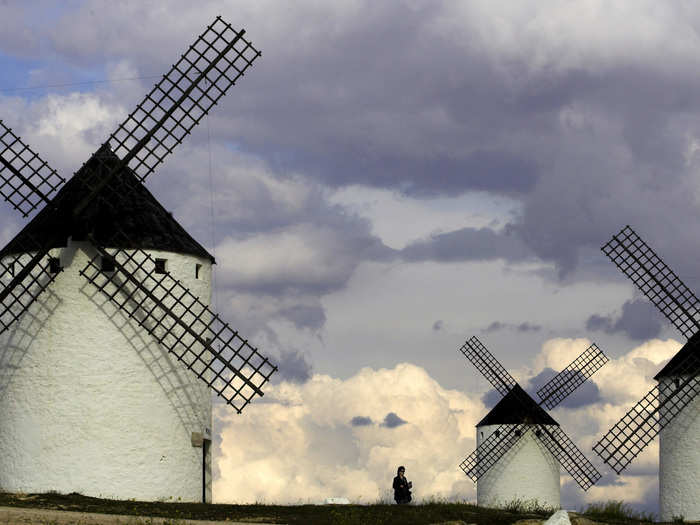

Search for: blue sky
xmin=3 ymin=0 xmax=700 ymax=515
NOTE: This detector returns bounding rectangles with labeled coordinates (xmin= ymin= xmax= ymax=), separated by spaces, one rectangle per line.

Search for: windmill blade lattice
xmin=460 ymin=336 xmax=517 ymax=396
xmin=0 ymin=251 xmax=61 ymax=335
xmin=593 ymin=342 xmax=700 ymax=474
xmin=459 ymin=423 xmax=529 ymax=481
xmin=536 ymin=424 xmax=601 ymax=490
xmin=602 ymin=225 xmax=700 ymax=340
xmin=537 ymin=343 xmax=609 ymax=410
xmin=109 ymin=16 xmax=260 ymax=184
xmin=79 ymin=244 xmax=277 ymax=413
xmin=0 ymin=121 xmax=65 ymax=217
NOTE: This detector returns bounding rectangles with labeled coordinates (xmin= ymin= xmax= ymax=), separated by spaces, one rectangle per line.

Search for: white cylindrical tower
xmin=0 ymin=147 xmax=217 ymax=502
xmin=475 ymin=385 xmax=560 ymax=509
xmin=0 ymin=243 xmax=213 ymax=502
xmin=658 ymin=362 xmax=700 ymax=522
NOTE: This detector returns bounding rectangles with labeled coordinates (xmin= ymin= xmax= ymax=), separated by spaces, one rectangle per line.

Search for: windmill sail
xmin=76 ymin=17 xmax=261 ymax=218
xmin=602 ymin=225 xmax=700 ymax=340
xmin=460 ymin=423 xmax=529 ymax=481
xmin=593 ymin=339 xmax=700 ymax=473
xmin=536 ymin=343 xmax=609 ymax=410
xmin=80 ymin=243 xmax=276 ymax=413
xmin=536 ymin=424 xmax=601 ymax=490
xmin=0 ymin=251 xmax=61 ymax=335
xmin=460 ymin=336 xmax=517 ymax=396
xmin=0 ymin=121 xmax=66 ymax=217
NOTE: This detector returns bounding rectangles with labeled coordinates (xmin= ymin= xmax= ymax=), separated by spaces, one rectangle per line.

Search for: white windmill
xmin=0 ymin=17 xmax=276 ymax=502
xmin=459 ymin=336 xmax=607 ymax=509
xmin=595 ymin=225 xmax=700 ymax=522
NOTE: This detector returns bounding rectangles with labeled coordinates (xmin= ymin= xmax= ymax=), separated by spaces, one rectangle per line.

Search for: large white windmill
xmin=0 ymin=17 xmax=277 ymax=503
xmin=459 ymin=336 xmax=607 ymax=509
xmin=594 ymin=225 xmax=700 ymax=522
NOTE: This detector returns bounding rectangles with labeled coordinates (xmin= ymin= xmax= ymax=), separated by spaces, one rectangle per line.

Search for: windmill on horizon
xmin=0 ymin=16 xmax=277 ymax=503
xmin=459 ymin=336 xmax=607 ymax=508
xmin=594 ymin=225 xmax=700 ymax=522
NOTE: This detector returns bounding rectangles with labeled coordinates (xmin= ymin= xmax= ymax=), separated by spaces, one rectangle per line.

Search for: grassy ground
xmin=0 ymin=492 xmax=662 ymax=525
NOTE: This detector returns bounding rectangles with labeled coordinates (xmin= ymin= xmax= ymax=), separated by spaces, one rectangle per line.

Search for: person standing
xmin=392 ymin=465 xmax=412 ymax=504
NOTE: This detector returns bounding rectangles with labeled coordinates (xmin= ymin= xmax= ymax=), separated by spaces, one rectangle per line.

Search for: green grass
xmin=0 ymin=491 xmax=666 ymax=524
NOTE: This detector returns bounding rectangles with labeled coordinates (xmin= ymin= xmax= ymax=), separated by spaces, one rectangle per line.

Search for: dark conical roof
xmin=0 ymin=145 xmax=214 ymax=262
xmin=476 ymin=383 xmax=559 ymax=427
xmin=654 ymin=331 xmax=700 ymax=380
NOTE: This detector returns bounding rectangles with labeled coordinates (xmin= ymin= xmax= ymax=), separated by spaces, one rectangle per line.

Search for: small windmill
xmin=458 ymin=336 xmax=607 ymax=508
xmin=0 ymin=17 xmax=276 ymax=502
xmin=594 ymin=225 xmax=700 ymax=522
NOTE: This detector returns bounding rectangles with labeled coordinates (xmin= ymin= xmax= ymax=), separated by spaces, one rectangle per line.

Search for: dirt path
xmin=0 ymin=506 xmax=281 ymax=525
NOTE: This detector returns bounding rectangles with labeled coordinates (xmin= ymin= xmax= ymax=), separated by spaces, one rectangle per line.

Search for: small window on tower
xmin=48 ymin=257 xmax=61 ymax=274
xmin=674 ymin=378 xmax=681 ymax=390
xmin=155 ymin=258 xmax=167 ymax=274
xmin=514 ymin=429 xmax=521 ymax=437
xmin=101 ymin=255 xmax=115 ymax=273
xmin=195 ymin=263 xmax=202 ymax=279
xmin=494 ymin=430 xmax=500 ymax=438
xmin=535 ymin=429 xmax=542 ymax=438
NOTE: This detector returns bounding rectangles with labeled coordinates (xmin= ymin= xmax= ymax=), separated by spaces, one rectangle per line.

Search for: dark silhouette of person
xmin=392 ymin=465 xmax=412 ymax=504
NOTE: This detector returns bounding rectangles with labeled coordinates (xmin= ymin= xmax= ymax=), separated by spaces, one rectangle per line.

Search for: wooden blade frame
xmin=536 ymin=424 xmax=601 ymax=490
xmin=0 ymin=120 xmax=65 ymax=217
xmin=0 ymin=250 xmax=62 ymax=334
xmin=460 ymin=336 xmax=517 ymax=397
xmin=75 ymin=16 xmax=261 ymax=217
xmin=593 ymin=340 xmax=700 ymax=474
xmin=459 ymin=423 xmax=529 ymax=481
xmin=536 ymin=343 xmax=609 ymax=410
xmin=602 ymin=225 xmax=700 ymax=340
xmin=79 ymin=240 xmax=277 ymax=413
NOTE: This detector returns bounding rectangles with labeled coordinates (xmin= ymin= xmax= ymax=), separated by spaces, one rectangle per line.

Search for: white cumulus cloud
xmin=213 ymin=363 xmax=481 ymax=504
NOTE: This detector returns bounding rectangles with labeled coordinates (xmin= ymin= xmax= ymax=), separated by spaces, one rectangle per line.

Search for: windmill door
xmin=203 ymin=431 xmax=212 ymax=503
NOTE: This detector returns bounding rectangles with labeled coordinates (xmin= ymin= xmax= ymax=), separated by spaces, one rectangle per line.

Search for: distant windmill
xmin=594 ymin=225 xmax=700 ymax=522
xmin=459 ymin=336 xmax=607 ymax=508
xmin=0 ymin=17 xmax=276 ymax=503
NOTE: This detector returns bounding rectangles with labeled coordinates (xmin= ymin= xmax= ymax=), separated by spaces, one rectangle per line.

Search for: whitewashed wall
xmin=476 ymin=424 xmax=560 ymax=509
xmin=0 ymin=241 xmax=213 ymax=502
xmin=659 ymin=376 xmax=700 ymax=522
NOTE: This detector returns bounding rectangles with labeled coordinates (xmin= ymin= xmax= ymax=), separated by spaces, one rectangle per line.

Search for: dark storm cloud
xmin=484 ymin=321 xmax=505 ymax=333
xmin=527 ymin=368 xmax=601 ymax=409
xmin=286 ymin=149 xmax=539 ymax=198
xmin=516 ymin=322 xmax=541 ymax=333
xmin=483 ymin=321 xmax=541 ymax=333
xmin=401 ymin=227 xmax=533 ymax=263
xmin=350 ymin=416 xmax=373 ymax=427
xmin=278 ymin=304 xmax=326 ymax=332
xmin=271 ymin=349 xmax=312 ymax=384
xmin=586 ymin=299 xmax=663 ymax=341
xmin=381 ymin=412 xmax=407 ymax=428
xmin=8 ymin=1 xmax=700 ymax=333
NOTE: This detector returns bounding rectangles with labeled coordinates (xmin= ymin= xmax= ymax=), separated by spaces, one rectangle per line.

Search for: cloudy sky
xmin=3 ymin=0 xmax=700 ymax=515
